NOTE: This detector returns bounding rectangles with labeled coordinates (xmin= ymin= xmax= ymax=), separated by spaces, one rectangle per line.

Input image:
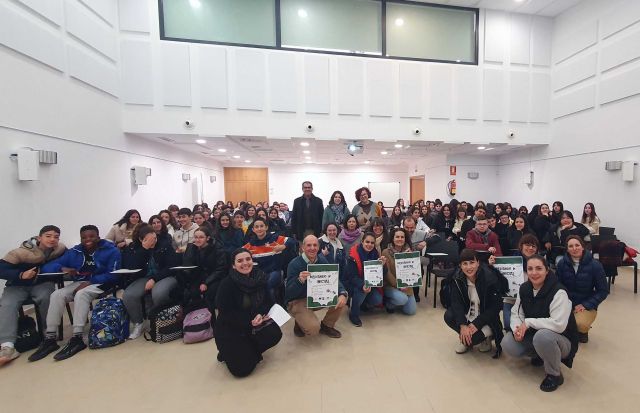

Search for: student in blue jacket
xmin=555 ymin=235 xmax=608 ymax=343
xmin=29 ymin=225 xmax=121 ymax=362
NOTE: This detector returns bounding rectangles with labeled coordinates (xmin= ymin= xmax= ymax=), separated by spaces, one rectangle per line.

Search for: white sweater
xmin=510 ymin=288 xmax=572 ymax=333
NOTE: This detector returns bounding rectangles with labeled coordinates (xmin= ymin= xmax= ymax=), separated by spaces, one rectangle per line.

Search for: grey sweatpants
xmin=45 ymin=282 xmax=103 ymax=335
xmin=502 ymin=329 xmax=571 ymax=376
xmin=122 ymin=277 xmax=177 ymax=324
xmin=0 ymin=283 xmax=55 ymax=344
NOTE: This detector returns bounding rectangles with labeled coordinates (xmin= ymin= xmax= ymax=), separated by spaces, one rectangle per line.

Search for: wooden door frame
xmin=409 ymin=175 xmax=425 ymax=205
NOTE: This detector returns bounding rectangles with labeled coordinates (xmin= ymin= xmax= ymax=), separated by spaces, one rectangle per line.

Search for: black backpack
xmin=145 ymin=303 xmax=184 ymax=343
xmin=439 ymin=277 xmax=452 ymax=309
xmin=15 ymin=315 xmax=41 ymax=353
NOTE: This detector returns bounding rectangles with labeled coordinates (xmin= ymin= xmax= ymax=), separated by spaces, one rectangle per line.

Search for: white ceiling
xmin=415 ymin=0 xmax=583 ymax=17
xmin=131 ymin=134 xmax=542 ymax=166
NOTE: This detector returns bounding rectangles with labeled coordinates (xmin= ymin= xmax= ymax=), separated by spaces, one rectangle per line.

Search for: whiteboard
xmin=368 ymin=182 xmax=400 ymax=208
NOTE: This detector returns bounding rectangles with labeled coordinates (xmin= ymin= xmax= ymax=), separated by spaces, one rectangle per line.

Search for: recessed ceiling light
xmin=477 ymin=146 xmax=486 ymax=150
xmin=381 ymin=151 xmax=388 ymax=155
xmin=485 ymin=148 xmax=495 ymax=151
xmin=305 ymin=156 xmax=311 ymax=160
xmin=299 ymin=142 xmax=310 ymax=147
xmin=298 ymin=9 xmax=307 ymax=18
xmin=232 ymin=155 xmax=240 ymax=159
xmin=364 ymin=160 xmax=370 ymax=164
xmin=394 ymin=144 xmax=403 ymax=148
xmin=195 ymin=139 xmax=206 ymax=144
xmin=217 ymin=148 xmax=227 ymax=153
xmin=395 ymin=18 xmax=404 ymax=27
xmin=302 ymin=150 xmax=310 ymax=154
xmin=189 ymin=0 xmax=201 ymax=9
xmin=514 ymin=0 xmax=525 ymax=3
xmin=244 ymin=160 xmax=251 ymax=163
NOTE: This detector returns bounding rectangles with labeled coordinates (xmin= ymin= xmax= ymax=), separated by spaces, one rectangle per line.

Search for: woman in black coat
xmin=543 ymin=211 xmax=589 ymax=264
xmin=182 ymin=226 xmax=228 ymax=313
xmin=507 ymin=214 xmax=535 ymax=251
xmin=215 ymin=248 xmax=282 ymax=378
xmin=444 ymin=249 xmax=504 ymax=356
xmin=533 ymin=203 xmax=552 ymax=243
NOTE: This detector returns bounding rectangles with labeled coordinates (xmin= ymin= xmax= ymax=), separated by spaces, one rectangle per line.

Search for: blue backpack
xmin=89 ymin=297 xmax=130 ymax=349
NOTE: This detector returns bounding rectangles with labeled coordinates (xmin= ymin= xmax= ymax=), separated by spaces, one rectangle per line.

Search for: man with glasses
xmin=465 ymin=215 xmax=503 ymax=256
xmin=290 ymin=181 xmax=324 ymax=242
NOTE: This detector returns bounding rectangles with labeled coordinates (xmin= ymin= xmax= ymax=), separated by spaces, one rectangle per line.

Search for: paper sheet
xmin=267 ymin=304 xmax=291 ymax=327
xmin=169 ymin=266 xmax=198 ymax=270
xmin=111 ymin=269 xmax=142 ymax=274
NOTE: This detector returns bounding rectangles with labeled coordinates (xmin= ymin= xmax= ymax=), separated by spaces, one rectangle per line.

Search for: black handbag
xmin=15 ymin=315 xmax=41 ymax=353
xmin=144 ymin=303 xmax=184 ymax=343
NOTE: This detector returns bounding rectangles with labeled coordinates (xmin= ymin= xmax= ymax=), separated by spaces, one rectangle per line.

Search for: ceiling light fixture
xmin=305 ymin=156 xmax=311 ymax=160
xmin=300 ymin=142 xmax=310 ymax=147
xmin=298 ymin=9 xmax=307 ymax=18
xmin=395 ymin=18 xmax=404 ymax=27
xmin=364 ymin=160 xmax=371 ymax=164
xmin=394 ymin=144 xmax=403 ymax=148
xmin=244 ymin=160 xmax=251 ymax=163
xmin=195 ymin=139 xmax=206 ymax=144
xmin=232 ymin=155 xmax=240 ymax=159
xmin=381 ymin=151 xmax=388 ymax=155
xmin=217 ymin=148 xmax=227 ymax=153
xmin=189 ymin=0 xmax=201 ymax=9
xmin=302 ymin=150 xmax=310 ymax=154
xmin=477 ymin=146 xmax=486 ymax=150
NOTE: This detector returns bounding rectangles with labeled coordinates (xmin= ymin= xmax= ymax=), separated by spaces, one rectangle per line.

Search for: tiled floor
xmin=1 ymin=268 xmax=638 ymax=413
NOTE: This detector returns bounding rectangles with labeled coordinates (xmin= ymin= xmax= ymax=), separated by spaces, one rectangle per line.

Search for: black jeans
xmin=444 ymin=309 xmax=487 ymax=346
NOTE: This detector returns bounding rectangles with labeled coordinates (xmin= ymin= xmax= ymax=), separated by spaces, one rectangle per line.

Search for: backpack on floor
xmin=89 ymin=297 xmax=129 ymax=349
xmin=15 ymin=315 xmax=41 ymax=353
xmin=439 ymin=277 xmax=452 ymax=309
xmin=183 ymin=307 xmax=214 ymax=344
xmin=145 ymin=303 xmax=184 ymax=343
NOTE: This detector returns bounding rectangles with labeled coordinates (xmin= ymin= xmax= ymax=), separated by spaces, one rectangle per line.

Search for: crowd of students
xmin=0 ymin=181 xmax=611 ymax=391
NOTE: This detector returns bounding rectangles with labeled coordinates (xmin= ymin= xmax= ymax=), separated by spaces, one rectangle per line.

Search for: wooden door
xmin=224 ymin=167 xmax=269 ymax=204
xmin=410 ymin=175 xmax=425 ymax=205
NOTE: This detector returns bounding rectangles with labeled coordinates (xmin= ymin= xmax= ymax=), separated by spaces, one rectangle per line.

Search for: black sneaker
xmin=540 ymin=374 xmax=564 ymax=392
xmin=349 ymin=313 xmax=363 ymax=327
xmin=53 ymin=336 xmax=86 ymax=361
xmin=531 ymin=356 xmax=544 ymax=367
xmin=28 ymin=338 xmax=60 ymax=362
xmin=578 ymin=332 xmax=589 ymax=343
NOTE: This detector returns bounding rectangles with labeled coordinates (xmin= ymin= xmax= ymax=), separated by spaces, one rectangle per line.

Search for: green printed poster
xmin=307 ymin=264 xmax=339 ymax=308
xmin=364 ymin=260 xmax=383 ymax=288
xmin=494 ymin=256 xmax=524 ymax=298
xmin=395 ymin=251 xmax=422 ymax=288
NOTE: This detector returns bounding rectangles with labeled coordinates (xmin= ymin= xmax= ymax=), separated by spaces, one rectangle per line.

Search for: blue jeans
xmin=350 ymin=288 xmax=383 ymax=318
xmin=384 ymin=287 xmax=417 ymax=315
xmin=267 ymin=270 xmax=282 ymax=301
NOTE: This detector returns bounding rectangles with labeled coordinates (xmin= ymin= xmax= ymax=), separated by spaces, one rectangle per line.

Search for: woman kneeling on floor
xmin=215 ymin=248 xmax=282 ymax=378
xmin=502 ymin=254 xmax=579 ymax=392
xmin=444 ymin=249 xmax=503 ymax=356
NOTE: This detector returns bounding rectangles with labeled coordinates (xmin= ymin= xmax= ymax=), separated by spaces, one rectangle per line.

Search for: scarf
xmin=358 ymin=202 xmax=373 ymax=215
xmin=340 ymin=227 xmax=362 ymax=244
xmin=473 ymin=228 xmax=492 ymax=244
xmin=330 ymin=203 xmax=347 ymax=226
xmin=230 ymin=268 xmax=268 ymax=313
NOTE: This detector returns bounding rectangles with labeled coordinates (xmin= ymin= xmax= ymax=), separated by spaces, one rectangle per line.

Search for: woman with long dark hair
xmin=389 ymin=205 xmax=405 ymax=228
xmin=148 ymin=214 xmax=173 ymax=251
xmin=322 ymin=190 xmax=349 ymax=229
xmin=381 ymin=227 xmax=417 ymax=315
xmin=550 ymin=201 xmax=564 ymax=225
xmin=215 ymin=213 xmax=244 ymax=254
xmin=105 ymin=209 xmax=141 ymax=249
xmin=581 ymin=202 xmax=601 ymax=235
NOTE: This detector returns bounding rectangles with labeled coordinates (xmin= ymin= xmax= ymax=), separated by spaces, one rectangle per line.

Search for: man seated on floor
xmin=285 ymin=235 xmax=348 ymax=338
xmin=0 ymin=226 xmax=67 ymax=366
xmin=29 ymin=225 xmax=121 ymax=362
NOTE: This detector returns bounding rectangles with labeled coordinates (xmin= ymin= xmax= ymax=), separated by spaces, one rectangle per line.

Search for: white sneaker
xmin=0 ymin=346 xmax=20 ymax=365
xmin=455 ymin=342 xmax=469 ymax=354
xmin=477 ymin=338 xmax=492 ymax=353
xmin=128 ymin=323 xmax=144 ymax=340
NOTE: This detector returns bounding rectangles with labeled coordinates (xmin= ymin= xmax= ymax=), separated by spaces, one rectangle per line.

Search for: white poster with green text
xmin=364 ymin=260 xmax=384 ymax=288
xmin=494 ymin=256 xmax=524 ymax=298
xmin=307 ymin=264 xmax=339 ymax=308
xmin=395 ymin=251 xmax=422 ymax=288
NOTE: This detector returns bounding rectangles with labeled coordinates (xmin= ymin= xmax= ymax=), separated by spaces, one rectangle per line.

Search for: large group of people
xmin=0 ymin=181 xmax=612 ymax=391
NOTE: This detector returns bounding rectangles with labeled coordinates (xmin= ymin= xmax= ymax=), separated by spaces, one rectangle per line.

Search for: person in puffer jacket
xmin=555 ymin=235 xmax=608 ymax=344
xmin=29 ymin=225 xmax=120 ymax=363
xmin=0 ymin=226 xmax=66 ymax=366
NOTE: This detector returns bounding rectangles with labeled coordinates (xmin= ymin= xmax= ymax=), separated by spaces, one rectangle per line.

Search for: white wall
xmin=0 ymin=0 xmax=223 ymax=289
xmin=119 ymin=1 xmax=554 ymax=146
xmin=265 ymin=164 xmax=408 ymax=209
xmin=497 ymin=0 xmax=640 ymax=248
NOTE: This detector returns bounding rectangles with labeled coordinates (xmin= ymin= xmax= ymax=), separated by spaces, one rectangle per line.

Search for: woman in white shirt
xmin=502 ymin=254 xmax=579 ymax=392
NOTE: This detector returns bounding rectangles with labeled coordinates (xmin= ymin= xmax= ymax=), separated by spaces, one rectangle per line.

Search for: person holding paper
xmin=0 ymin=226 xmax=66 ymax=366
xmin=285 ymin=235 xmax=348 ymax=338
xmin=30 ymin=225 xmax=121 ymax=362
xmin=555 ymin=235 xmax=608 ymax=344
xmin=401 ymin=216 xmax=429 ymax=301
xmin=121 ymin=224 xmax=179 ymax=339
xmin=381 ymin=228 xmax=417 ymax=316
xmin=214 ymin=248 xmax=282 ymax=377
xmin=465 ymin=214 xmax=503 ymax=256
xmin=444 ymin=249 xmax=503 ymax=355
xmin=502 ymin=255 xmax=579 ymax=392
xmin=344 ymin=233 xmax=388 ymax=327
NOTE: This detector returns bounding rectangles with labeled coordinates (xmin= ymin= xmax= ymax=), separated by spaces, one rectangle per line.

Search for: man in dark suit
xmin=290 ymin=181 xmax=324 ymax=241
